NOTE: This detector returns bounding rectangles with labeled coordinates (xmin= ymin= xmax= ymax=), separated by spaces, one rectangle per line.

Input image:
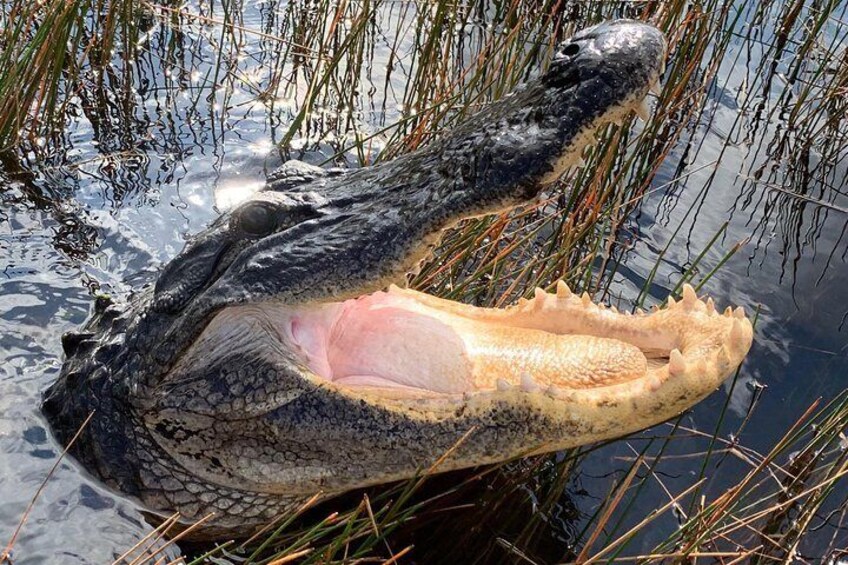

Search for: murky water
xmin=1 ymin=1 xmax=847 ymax=562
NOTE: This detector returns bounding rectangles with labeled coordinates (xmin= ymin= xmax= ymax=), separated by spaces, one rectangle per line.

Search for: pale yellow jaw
xmin=185 ymin=280 xmax=753 ymax=461
xmin=372 ymin=283 xmax=752 ymax=395
xmin=230 ymin=281 xmax=754 ymax=402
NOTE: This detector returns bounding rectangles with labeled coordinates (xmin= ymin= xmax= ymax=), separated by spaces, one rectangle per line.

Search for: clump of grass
xmin=0 ymin=0 xmax=139 ymax=150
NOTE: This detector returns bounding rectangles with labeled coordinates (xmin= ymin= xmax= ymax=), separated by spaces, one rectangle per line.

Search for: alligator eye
xmin=236 ymin=203 xmax=276 ymax=236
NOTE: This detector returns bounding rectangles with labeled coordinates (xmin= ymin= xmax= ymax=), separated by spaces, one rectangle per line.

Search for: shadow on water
xmin=1 ymin=0 xmax=847 ymax=562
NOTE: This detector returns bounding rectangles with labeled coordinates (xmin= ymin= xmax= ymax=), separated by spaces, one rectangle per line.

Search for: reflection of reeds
xmin=1 ymin=0 xmax=847 ymax=562
xmin=0 ymin=0 xmax=136 ymax=150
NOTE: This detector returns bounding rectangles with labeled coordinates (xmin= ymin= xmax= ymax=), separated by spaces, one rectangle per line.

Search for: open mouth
xmin=176 ymin=33 xmax=706 ymax=408
xmin=199 ymin=283 xmax=752 ymax=401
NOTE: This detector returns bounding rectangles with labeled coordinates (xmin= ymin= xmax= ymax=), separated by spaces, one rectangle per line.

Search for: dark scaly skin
xmin=43 ymin=21 xmax=668 ymax=537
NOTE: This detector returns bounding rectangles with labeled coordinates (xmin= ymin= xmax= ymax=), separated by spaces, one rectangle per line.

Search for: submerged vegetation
xmin=1 ymin=0 xmax=847 ymax=563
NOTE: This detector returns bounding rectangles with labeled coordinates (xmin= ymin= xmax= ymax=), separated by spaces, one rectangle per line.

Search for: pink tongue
xmin=286 ymin=289 xmax=648 ymax=394
xmin=327 ymin=302 xmax=474 ymax=392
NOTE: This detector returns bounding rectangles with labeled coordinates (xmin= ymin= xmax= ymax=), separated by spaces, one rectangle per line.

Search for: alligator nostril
xmin=561 ymin=43 xmax=580 ymax=57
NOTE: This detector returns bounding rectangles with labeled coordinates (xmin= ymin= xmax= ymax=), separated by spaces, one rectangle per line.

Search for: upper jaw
xmin=200 ymin=26 xmax=665 ymax=299
xmin=147 ymin=20 xmax=670 ymax=375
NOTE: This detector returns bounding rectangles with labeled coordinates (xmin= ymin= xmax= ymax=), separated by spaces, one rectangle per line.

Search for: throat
xmin=290 ymin=295 xmax=474 ymax=392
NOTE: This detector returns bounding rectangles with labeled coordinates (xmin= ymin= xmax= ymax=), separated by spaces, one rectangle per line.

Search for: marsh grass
xmin=2 ymin=0 xmax=848 ymax=562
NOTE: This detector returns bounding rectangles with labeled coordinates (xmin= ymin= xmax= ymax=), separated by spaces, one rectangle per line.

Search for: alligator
xmin=43 ymin=20 xmax=753 ymax=538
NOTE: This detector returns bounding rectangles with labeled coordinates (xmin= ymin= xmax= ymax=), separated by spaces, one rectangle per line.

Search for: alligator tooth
xmin=706 ymin=297 xmax=716 ymax=315
xmin=650 ymin=305 xmax=660 ymax=313
xmin=623 ymin=309 xmax=632 ymax=316
xmin=668 ymin=349 xmax=686 ymax=376
xmin=733 ymin=306 xmax=746 ymax=319
xmin=575 ymin=156 xmax=587 ymax=168
xmin=518 ymin=297 xmax=529 ymax=310
xmin=648 ymin=374 xmax=665 ymax=392
xmin=609 ymin=305 xmax=618 ymax=314
xmin=635 ymin=98 xmax=651 ymax=121
xmin=730 ymin=318 xmax=747 ymax=347
xmin=724 ymin=306 xmax=733 ymax=317
xmin=667 ymin=296 xmax=677 ymax=308
xmin=520 ymin=373 xmax=540 ymax=392
xmin=682 ymin=284 xmax=697 ymax=306
xmin=598 ymin=303 xmax=606 ymax=310
xmin=556 ymin=280 xmax=572 ymax=298
xmin=581 ymin=292 xmax=592 ymax=307
xmin=496 ymin=378 xmax=512 ymax=392
xmin=534 ymin=287 xmax=547 ymax=310
xmin=650 ymin=80 xmax=662 ymax=96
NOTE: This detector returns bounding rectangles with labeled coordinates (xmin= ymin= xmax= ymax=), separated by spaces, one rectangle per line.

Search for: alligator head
xmin=43 ymin=20 xmax=753 ymax=537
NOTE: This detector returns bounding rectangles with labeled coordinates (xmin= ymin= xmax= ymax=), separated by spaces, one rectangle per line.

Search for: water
xmin=1 ymin=0 xmax=847 ymax=562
